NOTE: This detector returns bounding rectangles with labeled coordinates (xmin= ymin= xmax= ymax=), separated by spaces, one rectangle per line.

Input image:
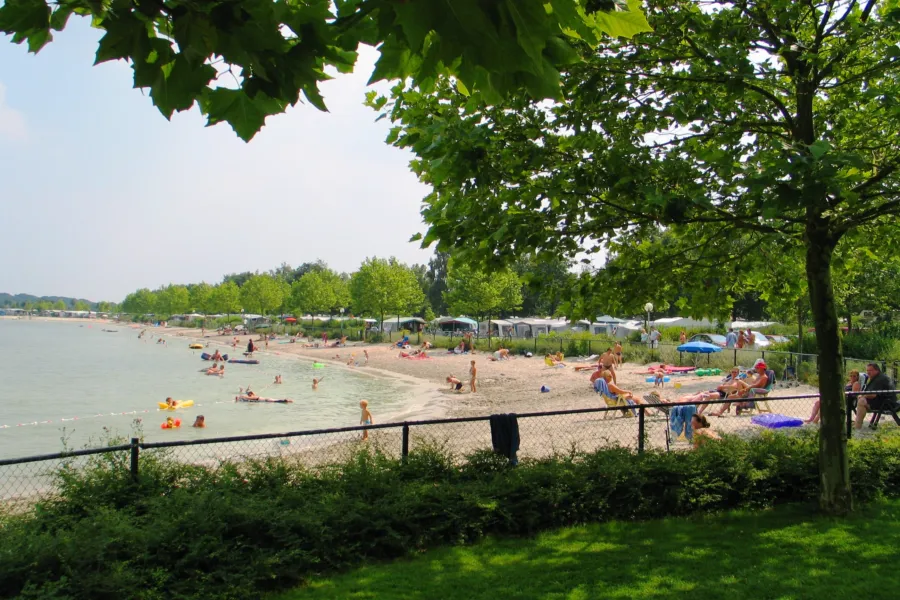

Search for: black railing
xmin=4 ymin=390 xmax=898 ymax=510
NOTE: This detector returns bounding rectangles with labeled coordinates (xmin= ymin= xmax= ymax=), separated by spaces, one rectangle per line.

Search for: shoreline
xmin=149 ymin=324 xmax=823 ymax=437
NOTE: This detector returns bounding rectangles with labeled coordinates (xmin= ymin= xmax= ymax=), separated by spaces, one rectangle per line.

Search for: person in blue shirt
xmin=725 ymin=328 xmax=738 ymax=348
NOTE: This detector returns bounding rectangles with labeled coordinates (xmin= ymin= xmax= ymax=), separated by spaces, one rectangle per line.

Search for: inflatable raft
xmin=189 ymin=343 xmax=204 ymax=349
xmin=158 ymin=400 xmax=194 ymax=410
xmin=228 ymin=359 xmax=260 ymax=365
xmin=235 ymin=396 xmax=293 ymax=403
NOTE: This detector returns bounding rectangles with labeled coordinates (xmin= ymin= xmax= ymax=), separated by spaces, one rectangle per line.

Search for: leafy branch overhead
xmin=0 ymin=0 xmax=650 ymax=140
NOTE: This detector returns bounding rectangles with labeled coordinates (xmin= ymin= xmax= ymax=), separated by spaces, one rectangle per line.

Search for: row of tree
xmin=119 ymin=254 xmax=575 ymax=324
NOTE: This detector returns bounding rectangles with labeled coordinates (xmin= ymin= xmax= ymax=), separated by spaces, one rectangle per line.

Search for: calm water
xmin=0 ymin=320 xmax=426 ymax=459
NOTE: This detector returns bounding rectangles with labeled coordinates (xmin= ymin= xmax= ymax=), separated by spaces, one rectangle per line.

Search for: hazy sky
xmin=0 ymin=20 xmax=433 ymax=302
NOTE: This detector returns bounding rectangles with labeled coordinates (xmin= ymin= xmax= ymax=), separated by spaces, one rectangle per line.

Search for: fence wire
xmin=2 ymin=392 xmax=897 ymax=514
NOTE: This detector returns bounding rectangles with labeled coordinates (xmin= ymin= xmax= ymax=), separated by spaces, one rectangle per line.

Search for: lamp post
xmin=644 ymin=302 xmax=653 ymax=335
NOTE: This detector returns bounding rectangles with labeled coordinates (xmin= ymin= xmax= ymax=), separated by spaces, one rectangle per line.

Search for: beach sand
xmin=152 ymin=326 xmax=823 ymax=456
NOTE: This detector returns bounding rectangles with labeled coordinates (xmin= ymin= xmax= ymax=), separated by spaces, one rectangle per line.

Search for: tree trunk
xmin=846 ymin=314 xmax=852 ymax=333
xmin=805 ymin=223 xmax=852 ymax=515
xmin=797 ymin=299 xmax=804 ymax=355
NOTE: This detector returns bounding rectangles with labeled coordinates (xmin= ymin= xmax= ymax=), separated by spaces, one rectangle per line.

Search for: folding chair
xmin=738 ymin=369 xmax=775 ymax=414
xmin=869 ymin=404 xmax=900 ymax=429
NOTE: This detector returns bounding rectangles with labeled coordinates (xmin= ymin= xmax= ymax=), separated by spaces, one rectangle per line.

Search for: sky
xmin=0 ymin=19 xmax=433 ymax=303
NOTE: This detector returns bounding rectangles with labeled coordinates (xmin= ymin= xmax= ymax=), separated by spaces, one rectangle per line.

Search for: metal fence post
xmin=534 ymin=337 xmax=537 ymax=353
xmin=401 ymin=424 xmax=410 ymax=460
xmin=130 ymin=437 xmax=139 ymax=481
xmin=637 ymin=407 xmax=645 ymax=453
xmin=733 ymin=349 xmax=737 ymax=366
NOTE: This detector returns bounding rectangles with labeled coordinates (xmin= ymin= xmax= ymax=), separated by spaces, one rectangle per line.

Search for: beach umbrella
xmin=677 ymin=341 xmax=722 ymax=353
xmin=677 ymin=341 xmax=722 ymax=366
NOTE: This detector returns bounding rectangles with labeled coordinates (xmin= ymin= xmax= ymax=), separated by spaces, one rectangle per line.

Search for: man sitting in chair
xmin=710 ymin=361 xmax=769 ymax=417
xmin=854 ymin=363 xmax=899 ymax=430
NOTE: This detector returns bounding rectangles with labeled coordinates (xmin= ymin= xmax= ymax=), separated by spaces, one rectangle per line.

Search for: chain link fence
xmin=6 ymin=391 xmax=895 ymax=513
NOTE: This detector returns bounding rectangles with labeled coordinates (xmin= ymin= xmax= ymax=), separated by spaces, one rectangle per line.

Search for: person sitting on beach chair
xmin=710 ymin=361 xmax=769 ymax=417
xmin=545 ymin=354 xmax=566 ymax=368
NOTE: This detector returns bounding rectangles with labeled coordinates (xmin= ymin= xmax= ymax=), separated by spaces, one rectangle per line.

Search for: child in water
xmin=166 ymin=416 xmax=176 ymax=428
xmin=192 ymin=415 xmax=205 ymax=428
xmin=274 ymin=374 xmax=282 ymax=384
xmin=165 ymin=397 xmax=175 ymax=408
xmin=359 ymin=400 xmax=373 ymax=441
xmin=312 ymin=378 xmax=320 ymax=391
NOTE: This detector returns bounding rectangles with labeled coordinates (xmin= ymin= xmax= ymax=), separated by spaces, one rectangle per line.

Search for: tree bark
xmin=805 ymin=221 xmax=852 ymax=515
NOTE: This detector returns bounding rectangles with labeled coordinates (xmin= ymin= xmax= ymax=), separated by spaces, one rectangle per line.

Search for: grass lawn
xmin=274 ymin=500 xmax=900 ymax=600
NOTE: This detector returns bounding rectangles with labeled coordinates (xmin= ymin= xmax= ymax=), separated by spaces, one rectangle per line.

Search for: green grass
xmin=275 ymin=500 xmax=900 ymax=600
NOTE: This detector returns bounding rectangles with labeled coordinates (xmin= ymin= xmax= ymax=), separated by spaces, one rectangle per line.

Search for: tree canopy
xmin=444 ymin=259 xmax=523 ymax=320
xmin=0 ymin=0 xmax=651 ymax=141
xmin=350 ymin=257 xmax=424 ymax=325
xmin=240 ymin=274 xmax=284 ymax=315
xmin=373 ymin=0 xmax=900 ymax=513
xmin=290 ymin=268 xmax=351 ymax=315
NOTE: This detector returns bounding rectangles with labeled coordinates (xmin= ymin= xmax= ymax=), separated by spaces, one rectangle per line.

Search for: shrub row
xmin=3 ymin=431 xmax=900 ymax=599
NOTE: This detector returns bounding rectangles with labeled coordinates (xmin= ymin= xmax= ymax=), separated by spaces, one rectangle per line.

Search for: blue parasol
xmin=677 ymin=341 xmax=722 ymax=353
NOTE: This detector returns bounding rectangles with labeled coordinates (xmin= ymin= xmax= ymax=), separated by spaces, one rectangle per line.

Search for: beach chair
xmin=642 ymin=393 xmax=670 ymax=417
xmin=740 ymin=370 xmax=775 ymax=414
xmin=780 ymin=365 xmax=798 ymax=388
xmin=601 ymin=394 xmax=635 ymax=418
xmin=594 ymin=378 xmax=633 ymax=418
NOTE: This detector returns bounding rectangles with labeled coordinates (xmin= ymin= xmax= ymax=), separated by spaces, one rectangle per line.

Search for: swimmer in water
xmin=274 ymin=374 xmax=282 ymax=384
xmin=312 ymin=377 xmax=320 ymax=391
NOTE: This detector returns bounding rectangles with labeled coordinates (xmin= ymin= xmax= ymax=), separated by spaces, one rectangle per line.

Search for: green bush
xmin=3 ymin=431 xmax=900 ymax=599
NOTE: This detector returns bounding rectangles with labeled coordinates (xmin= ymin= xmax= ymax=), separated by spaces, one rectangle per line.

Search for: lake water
xmin=0 ymin=320 xmax=427 ymax=459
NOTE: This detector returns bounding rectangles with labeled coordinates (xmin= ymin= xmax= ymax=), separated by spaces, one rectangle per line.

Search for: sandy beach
xmin=148 ymin=325 xmax=824 ymax=456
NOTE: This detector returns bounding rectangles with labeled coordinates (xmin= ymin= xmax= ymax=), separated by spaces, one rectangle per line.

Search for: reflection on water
xmin=0 ymin=320 xmax=418 ymax=459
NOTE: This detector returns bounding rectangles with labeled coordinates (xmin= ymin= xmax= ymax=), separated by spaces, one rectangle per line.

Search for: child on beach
xmin=192 ymin=415 xmax=205 ymax=428
xmin=447 ymin=375 xmax=463 ymax=392
xmin=470 ymin=360 xmax=477 ymax=393
xmin=359 ymin=400 xmax=373 ymax=441
xmin=364 ymin=349 xmax=369 ymax=365
xmin=654 ymin=365 xmax=667 ymax=387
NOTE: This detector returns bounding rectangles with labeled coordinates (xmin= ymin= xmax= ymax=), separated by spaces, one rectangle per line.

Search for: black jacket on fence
xmin=490 ymin=413 xmax=520 ymax=466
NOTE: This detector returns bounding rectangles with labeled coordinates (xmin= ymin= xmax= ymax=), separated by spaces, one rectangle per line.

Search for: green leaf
xmin=392 ymin=1 xmax=434 ymax=51
xmin=150 ymin=55 xmax=216 ymax=118
xmin=548 ymin=0 xmax=599 ymax=43
xmin=504 ymin=0 xmax=553 ymax=68
xmin=50 ymin=4 xmax=73 ymax=32
xmin=201 ymin=88 xmax=287 ymax=142
xmin=0 ymin=0 xmax=51 ymax=52
xmin=809 ymin=141 xmax=831 ymax=159
xmin=0 ymin=0 xmax=50 ymax=34
xmin=589 ymin=0 xmax=652 ymax=39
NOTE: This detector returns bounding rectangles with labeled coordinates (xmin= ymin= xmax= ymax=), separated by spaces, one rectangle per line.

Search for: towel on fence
xmin=669 ymin=404 xmax=697 ymax=442
xmin=490 ymin=413 xmax=520 ymax=466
